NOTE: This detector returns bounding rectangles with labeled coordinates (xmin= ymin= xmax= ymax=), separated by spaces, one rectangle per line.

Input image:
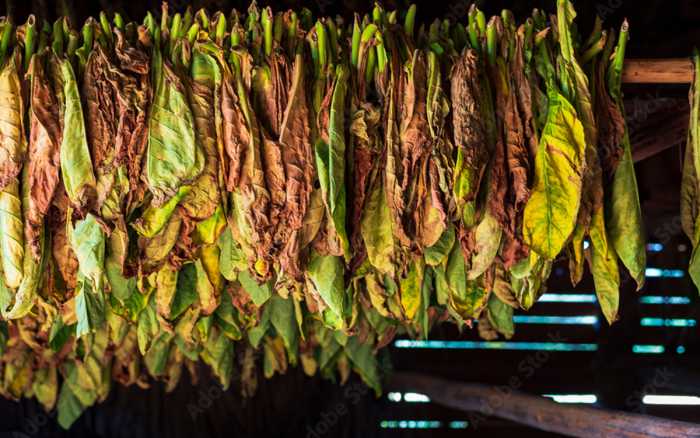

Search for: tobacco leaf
xmin=59 ymin=57 xmax=97 ymax=214
xmin=682 ymin=51 xmax=700 ymax=289
xmin=26 ymin=51 xmax=63 ymax=260
xmin=349 ymin=101 xmax=381 ymax=267
xmin=146 ymin=45 xmax=204 ymax=205
xmin=488 ymin=30 xmax=530 ymax=267
xmin=0 ymin=181 xmax=23 ymax=288
xmin=486 ymin=293 xmax=514 ymax=339
xmin=604 ymin=24 xmax=646 ymax=290
xmin=5 ymin=169 xmax=45 ymax=319
xmin=253 ymin=55 xmax=287 ymax=263
xmin=315 ymin=64 xmax=351 ymax=261
xmin=223 ymin=57 xmax=273 ymax=279
xmin=451 ymin=49 xmax=488 ymax=228
xmin=360 ymin=175 xmax=394 ymax=276
xmin=84 ymin=30 xmax=150 ymax=219
xmin=278 ymin=52 xmax=313 ymax=279
xmin=0 ymin=49 xmax=26 ymax=190
xmin=446 ymin=240 xmax=488 ymax=320
xmin=70 ymin=213 xmax=107 ymax=337
xmin=523 ymin=89 xmax=586 ymax=259
xmin=306 ymin=251 xmax=345 ymax=327
xmin=49 ymin=187 xmax=78 ymax=289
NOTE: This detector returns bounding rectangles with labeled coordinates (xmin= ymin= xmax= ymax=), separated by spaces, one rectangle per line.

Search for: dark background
xmin=0 ymin=0 xmax=698 ymax=437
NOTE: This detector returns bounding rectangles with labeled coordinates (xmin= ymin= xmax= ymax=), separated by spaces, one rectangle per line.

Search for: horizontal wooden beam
xmin=623 ymin=59 xmax=693 ymax=84
xmin=630 ymin=102 xmax=689 ymax=162
xmin=389 ymin=372 xmax=700 ymax=438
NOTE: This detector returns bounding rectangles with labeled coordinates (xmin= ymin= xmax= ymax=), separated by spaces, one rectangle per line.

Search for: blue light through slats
xmin=645 ymin=268 xmax=685 ymax=278
xmin=513 ymin=315 xmax=598 ymax=325
xmin=640 ymin=318 xmax=696 ymax=327
xmin=394 ymin=340 xmax=597 ymax=351
xmin=539 ymin=293 xmax=597 ymax=303
xmin=448 ymin=421 xmax=469 ymax=429
xmin=639 ymin=296 xmax=691 ymax=305
xmin=643 ymin=395 xmax=700 ymax=405
xmin=386 ymin=392 xmax=430 ymax=403
xmin=646 ymin=242 xmax=664 ymax=252
xmin=632 ymin=344 xmax=665 ymax=354
xmin=380 ymin=420 xmax=442 ymax=429
xmin=544 ymin=394 xmax=597 ymax=404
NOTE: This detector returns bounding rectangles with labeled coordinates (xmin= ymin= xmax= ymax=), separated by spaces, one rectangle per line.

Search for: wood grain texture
xmin=390 ymin=372 xmax=700 ymax=438
xmin=623 ymin=59 xmax=694 ymax=84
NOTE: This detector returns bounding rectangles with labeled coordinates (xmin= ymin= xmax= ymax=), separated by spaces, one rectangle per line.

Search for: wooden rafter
xmin=390 ymin=373 xmax=700 ymax=438
xmin=623 ymin=59 xmax=694 ymax=84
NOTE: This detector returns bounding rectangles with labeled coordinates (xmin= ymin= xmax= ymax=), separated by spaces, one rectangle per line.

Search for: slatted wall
xmin=374 ymin=234 xmax=699 ymax=436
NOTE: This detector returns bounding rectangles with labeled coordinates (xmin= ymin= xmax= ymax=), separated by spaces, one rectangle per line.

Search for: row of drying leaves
xmin=0 ymin=0 xmax=644 ymax=428
xmin=683 ymin=53 xmax=700 ymax=293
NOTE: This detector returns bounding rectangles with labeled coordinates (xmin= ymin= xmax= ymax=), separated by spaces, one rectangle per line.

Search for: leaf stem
xmin=23 ymin=15 xmax=36 ymax=72
xmin=262 ymin=7 xmax=273 ymax=56
xmin=403 ymin=4 xmax=416 ymax=39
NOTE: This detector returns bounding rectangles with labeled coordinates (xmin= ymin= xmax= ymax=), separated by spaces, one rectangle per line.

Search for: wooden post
xmin=389 ymin=372 xmax=700 ymax=438
xmin=623 ymin=59 xmax=693 ymax=84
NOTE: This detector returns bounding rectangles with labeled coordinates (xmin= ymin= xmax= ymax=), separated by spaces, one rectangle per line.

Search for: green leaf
xmin=171 ymin=264 xmax=198 ymax=319
xmin=269 ymin=295 xmax=298 ymax=364
xmin=59 ymin=58 xmax=96 ymax=209
xmin=399 ymin=257 xmax=424 ymax=320
xmin=248 ymin=306 xmax=271 ymax=349
xmin=214 ymin=297 xmax=242 ymax=340
xmin=195 ymin=259 xmax=219 ymax=314
xmin=360 ymin=177 xmax=394 ymax=274
xmin=200 ymin=327 xmax=234 ymax=389
xmin=105 ymin=226 xmax=135 ymax=302
xmin=307 ymin=252 xmax=345 ymax=323
xmin=523 ymin=90 xmax=586 ymax=259
xmin=467 ymin=210 xmax=501 ymax=279
xmin=0 ymin=180 xmax=23 ymax=288
xmin=48 ymin=315 xmax=73 ymax=351
xmin=0 ymin=266 xmax=11 ymax=314
xmin=5 ymin=209 xmax=44 ymax=319
xmin=446 ymin=241 xmax=488 ymax=319
xmin=606 ymin=136 xmax=646 ymax=290
xmin=132 ymin=186 xmax=191 ymax=237
xmin=137 ymin=300 xmax=158 ymax=354
xmin=70 ymin=213 xmax=106 ymax=289
xmin=315 ymin=65 xmax=350 ymax=260
xmin=146 ymin=47 xmax=204 ymax=204
xmin=486 ymin=293 xmax=514 ymax=339
xmin=144 ymin=332 xmax=172 ymax=376
xmin=32 ymin=367 xmax=57 ymax=410
xmin=57 ymin=383 xmax=86 ymax=429
xmin=75 ymin=276 xmax=106 ymax=338
xmin=0 ymin=51 xmax=25 ymax=193
xmin=424 ymin=225 xmax=454 ymax=267
xmin=605 ymin=27 xmax=646 ymax=290
xmin=345 ymin=336 xmax=380 ymax=395
xmin=589 ymin=207 xmax=620 ymax=324
xmin=238 ymin=270 xmax=272 ymax=306
xmin=155 ymin=265 xmax=178 ymax=318
xmin=218 ymin=226 xmax=248 ymax=281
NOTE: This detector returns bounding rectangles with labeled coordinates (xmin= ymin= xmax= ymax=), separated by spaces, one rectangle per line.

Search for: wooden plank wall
xmin=375 ymin=231 xmax=699 ymax=437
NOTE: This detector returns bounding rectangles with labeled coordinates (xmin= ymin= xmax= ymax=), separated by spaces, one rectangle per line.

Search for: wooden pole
xmin=623 ymin=59 xmax=693 ymax=84
xmin=389 ymin=372 xmax=700 ymax=438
